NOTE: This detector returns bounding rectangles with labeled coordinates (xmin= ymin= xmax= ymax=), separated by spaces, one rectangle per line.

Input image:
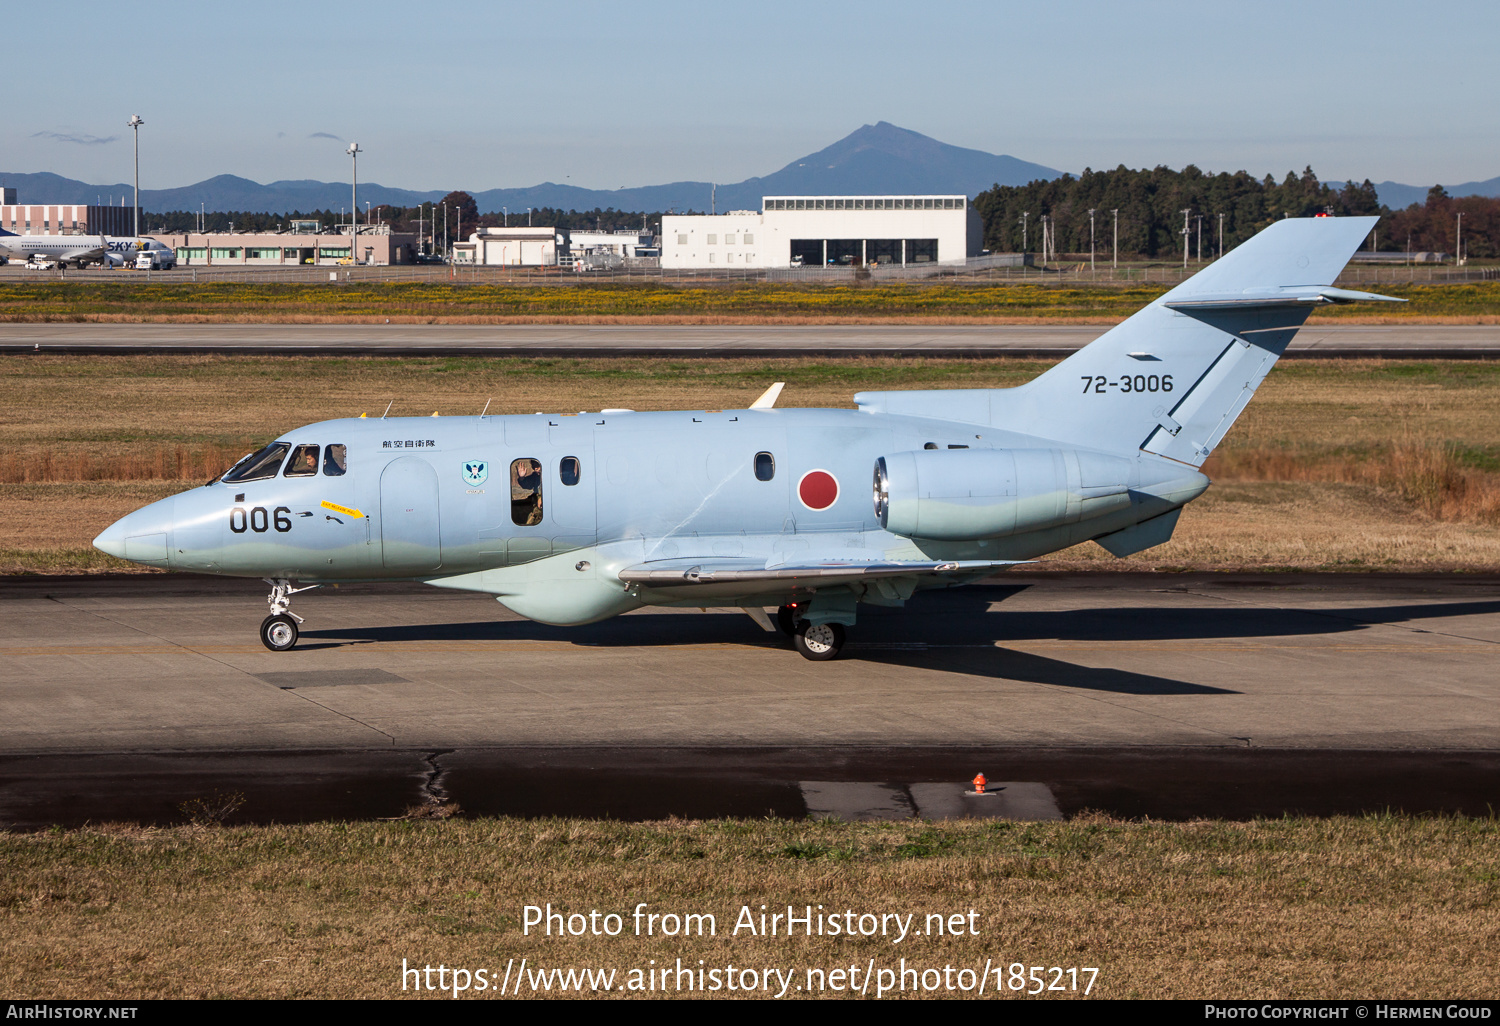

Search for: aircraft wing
xmin=617 ymin=556 xmax=1022 ymax=585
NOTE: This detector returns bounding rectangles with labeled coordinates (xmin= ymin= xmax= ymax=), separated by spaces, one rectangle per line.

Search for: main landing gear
xmin=260 ymin=578 xmax=320 ymax=652
xmin=777 ymin=603 xmax=847 ymax=661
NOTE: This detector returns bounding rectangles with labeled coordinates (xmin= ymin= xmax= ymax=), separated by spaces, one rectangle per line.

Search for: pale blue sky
xmin=8 ymin=0 xmax=1497 ymax=191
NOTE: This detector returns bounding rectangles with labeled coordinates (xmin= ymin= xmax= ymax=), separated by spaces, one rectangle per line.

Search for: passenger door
xmin=380 ymin=456 xmax=442 ymax=571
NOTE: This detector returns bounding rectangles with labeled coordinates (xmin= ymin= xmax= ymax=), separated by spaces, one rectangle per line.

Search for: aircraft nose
xmin=92 ymin=520 xmax=128 ymax=559
xmin=93 ymin=497 xmax=176 ymax=565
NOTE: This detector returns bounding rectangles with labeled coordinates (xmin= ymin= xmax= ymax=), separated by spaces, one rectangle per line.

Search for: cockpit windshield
xmin=221 ymin=441 xmax=291 ymax=483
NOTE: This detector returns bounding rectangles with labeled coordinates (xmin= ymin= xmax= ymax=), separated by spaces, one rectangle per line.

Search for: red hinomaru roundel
xmin=798 ymin=470 xmax=839 ymax=510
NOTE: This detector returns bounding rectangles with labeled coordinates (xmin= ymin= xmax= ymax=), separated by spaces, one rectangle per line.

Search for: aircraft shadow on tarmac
xmin=300 ymin=586 xmax=1500 ymax=697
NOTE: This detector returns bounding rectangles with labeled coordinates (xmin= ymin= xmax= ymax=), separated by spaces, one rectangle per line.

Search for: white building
xmin=661 ymin=195 xmax=981 ymax=269
xmin=454 ymin=226 xmax=656 ymax=267
xmin=454 ymin=226 xmax=565 ymax=266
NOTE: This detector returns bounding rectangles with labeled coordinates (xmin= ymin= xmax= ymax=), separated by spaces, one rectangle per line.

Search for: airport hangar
xmin=662 ymin=195 xmax=983 ymax=269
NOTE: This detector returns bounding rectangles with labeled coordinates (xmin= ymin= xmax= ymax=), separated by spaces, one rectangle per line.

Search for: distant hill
xmin=1325 ymin=176 xmax=1500 ymax=209
xmin=1 ymin=123 xmax=1060 ymax=215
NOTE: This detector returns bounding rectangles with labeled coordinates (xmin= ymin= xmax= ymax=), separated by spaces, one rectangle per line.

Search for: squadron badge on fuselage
xmin=461 ymin=460 xmax=489 ymax=487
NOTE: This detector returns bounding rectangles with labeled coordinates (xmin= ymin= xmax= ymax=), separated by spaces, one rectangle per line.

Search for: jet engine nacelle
xmin=874 ymin=448 xmax=1135 ymax=541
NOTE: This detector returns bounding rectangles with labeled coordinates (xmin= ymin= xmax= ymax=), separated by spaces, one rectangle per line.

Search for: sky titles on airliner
xmin=382 ymin=439 xmax=436 ymax=449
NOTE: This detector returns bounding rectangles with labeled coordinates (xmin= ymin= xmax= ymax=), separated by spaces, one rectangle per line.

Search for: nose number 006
xmin=229 ymin=506 xmax=293 ymax=534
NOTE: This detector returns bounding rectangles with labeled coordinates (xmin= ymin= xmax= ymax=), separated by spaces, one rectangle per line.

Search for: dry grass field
xmin=2 ymin=815 xmax=1494 ymax=1000
xmin=2 ymin=355 xmax=1500 ymax=573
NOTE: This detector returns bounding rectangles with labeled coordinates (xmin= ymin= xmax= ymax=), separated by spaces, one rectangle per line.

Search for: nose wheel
xmin=260 ymin=614 xmax=299 ymax=651
xmin=259 ymin=578 xmax=319 ymax=652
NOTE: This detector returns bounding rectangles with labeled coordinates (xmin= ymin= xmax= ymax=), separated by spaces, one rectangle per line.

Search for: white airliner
xmin=0 ymin=232 xmax=176 ymax=269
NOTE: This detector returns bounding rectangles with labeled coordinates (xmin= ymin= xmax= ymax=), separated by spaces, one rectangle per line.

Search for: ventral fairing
xmin=95 ymin=216 xmax=1396 ymax=659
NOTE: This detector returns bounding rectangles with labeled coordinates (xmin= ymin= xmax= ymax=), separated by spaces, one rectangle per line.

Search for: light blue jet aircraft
xmin=94 ymin=215 xmax=1396 ymax=659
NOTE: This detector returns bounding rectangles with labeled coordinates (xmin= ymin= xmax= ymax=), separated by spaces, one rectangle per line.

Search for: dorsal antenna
xmin=480 ymin=398 xmax=492 ymax=419
xmin=382 ymin=399 xmax=394 ymax=419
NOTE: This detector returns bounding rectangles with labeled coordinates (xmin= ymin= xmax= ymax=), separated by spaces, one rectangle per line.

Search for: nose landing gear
xmin=260 ymin=578 xmax=320 ymax=652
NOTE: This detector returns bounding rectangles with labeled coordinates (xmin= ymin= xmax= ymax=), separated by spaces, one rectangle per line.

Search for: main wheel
xmin=260 ymin=613 xmax=299 ymax=652
xmin=794 ymin=621 xmax=845 ymax=661
xmin=776 ymin=604 xmax=801 ymax=636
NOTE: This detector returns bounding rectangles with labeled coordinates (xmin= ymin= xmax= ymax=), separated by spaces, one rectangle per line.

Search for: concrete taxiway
xmin=4 ymin=323 xmax=1499 ymax=359
xmin=2 ymin=572 xmax=1496 ymax=826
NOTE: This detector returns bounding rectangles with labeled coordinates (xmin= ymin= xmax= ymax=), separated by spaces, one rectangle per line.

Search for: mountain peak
xmin=1 ymin=123 xmax=1062 ymax=214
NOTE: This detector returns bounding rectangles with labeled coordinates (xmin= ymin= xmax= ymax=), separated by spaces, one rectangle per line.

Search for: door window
xmin=511 ymin=458 xmax=543 ymax=525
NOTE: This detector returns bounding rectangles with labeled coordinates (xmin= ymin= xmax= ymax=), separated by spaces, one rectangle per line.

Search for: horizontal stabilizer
xmin=619 ymin=557 xmax=1021 ymax=585
xmin=1165 ymin=286 xmax=1404 ymax=311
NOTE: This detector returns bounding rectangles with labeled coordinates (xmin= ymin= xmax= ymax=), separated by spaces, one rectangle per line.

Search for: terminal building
xmin=159 ymin=226 xmax=418 ymax=266
xmin=661 ymin=195 xmax=981 ymax=269
xmin=1 ymin=188 xmax=141 ymax=236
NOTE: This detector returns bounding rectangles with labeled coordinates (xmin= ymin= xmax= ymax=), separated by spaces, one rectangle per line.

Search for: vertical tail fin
xmin=854 ymin=216 xmax=1398 ymax=466
xmin=996 ymin=215 xmax=1393 ymax=464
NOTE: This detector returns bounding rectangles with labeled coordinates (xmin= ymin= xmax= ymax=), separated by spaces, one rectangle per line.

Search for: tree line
xmin=971 ymin=166 xmax=1498 ymax=260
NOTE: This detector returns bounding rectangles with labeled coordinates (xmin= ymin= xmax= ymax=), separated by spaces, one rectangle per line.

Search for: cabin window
xmin=924 ymin=442 xmax=939 ymax=450
xmin=222 ymin=441 xmax=290 ymax=483
xmin=284 ymin=444 xmax=320 ymax=477
xmin=510 ymin=458 xmax=543 ymax=526
xmin=559 ymin=456 xmax=581 ymax=486
xmin=754 ymin=451 xmax=775 ymax=481
xmin=323 ymin=444 xmax=348 ymax=476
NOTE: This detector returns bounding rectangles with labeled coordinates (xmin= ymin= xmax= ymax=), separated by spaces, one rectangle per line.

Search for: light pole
xmin=503 ymin=206 xmax=508 ymax=228
xmin=1019 ymin=212 xmax=1028 ymax=254
xmin=1087 ymin=208 xmax=1096 ymax=274
xmin=127 ymin=115 xmax=144 ymax=244
xmin=1111 ymin=209 xmax=1118 ymax=270
xmin=1180 ymin=209 xmax=1191 ymax=270
xmin=1457 ymin=211 xmax=1464 ymax=265
xmin=346 ymin=142 xmax=361 ymax=262
xmin=1218 ymin=212 xmax=1225 ymax=260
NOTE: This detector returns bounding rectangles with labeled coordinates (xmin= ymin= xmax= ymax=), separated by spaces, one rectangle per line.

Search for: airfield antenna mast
xmin=1111 ymin=209 xmax=1117 ymax=270
xmin=1196 ymin=214 xmax=1203 ymax=263
xmin=1218 ymin=212 xmax=1225 ymax=260
xmin=127 ymin=115 xmax=144 ymax=244
xmin=1180 ymin=208 xmax=1191 ymax=270
xmin=347 ymin=143 xmax=361 ymax=261
xmin=1019 ymin=212 xmax=1028 ymax=256
xmin=1456 ymin=211 xmax=1463 ymax=265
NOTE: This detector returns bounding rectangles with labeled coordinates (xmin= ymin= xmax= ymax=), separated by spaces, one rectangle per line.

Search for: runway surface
xmin=4 ymin=323 xmax=1500 ymax=359
xmin=2 ymin=571 xmax=1496 ymax=827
